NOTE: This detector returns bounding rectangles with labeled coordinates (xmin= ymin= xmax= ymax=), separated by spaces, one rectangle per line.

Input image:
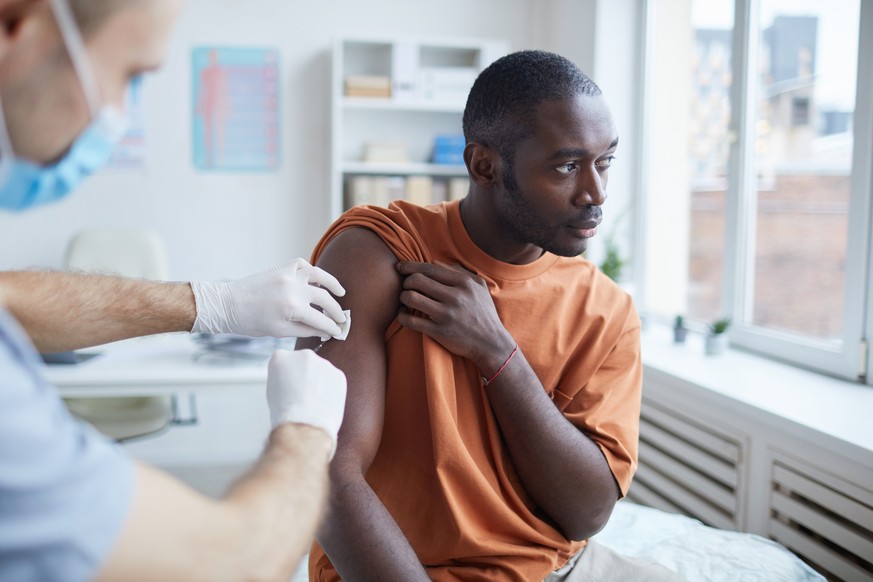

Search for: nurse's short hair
xmin=462 ymin=50 xmax=601 ymax=162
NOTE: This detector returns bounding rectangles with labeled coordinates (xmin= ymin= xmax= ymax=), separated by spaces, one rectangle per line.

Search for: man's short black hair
xmin=462 ymin=50 xmax=601 ymax=161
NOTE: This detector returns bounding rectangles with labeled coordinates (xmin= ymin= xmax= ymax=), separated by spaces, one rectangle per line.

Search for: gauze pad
xmin=320 ymin=309 xmax=351 ymax=342
xmin=334 ymin=309 xmax=351 ymax=340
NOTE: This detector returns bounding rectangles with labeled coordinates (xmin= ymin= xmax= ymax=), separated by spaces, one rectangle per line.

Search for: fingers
xmin=396 ymin=310 xmax=438 ymax=337
xmin=401 ymin=271 xmax=453 ymax=303
xmin=396 ymin=261 xmax=471 ymax=286
xmin=293 ymin=306 xmax=345 ymax=337
xmin=281 ymin=259 xmax=346 ymax=297
xmin=304 ymin=265 xmax=346 ymax=297
xmin=398 ymin=261 xmax=479 ymax=302
xmin=399 ymin=289 xmax=442 ymax=319
xmin=308 ymin=286 xmax=347 ymax=324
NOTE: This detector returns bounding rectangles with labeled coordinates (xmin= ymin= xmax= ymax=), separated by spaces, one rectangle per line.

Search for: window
xmin=640 ymin=0 xmax=873 ymax=382
xmin=789 ymin=97 xmax=809 ymax=126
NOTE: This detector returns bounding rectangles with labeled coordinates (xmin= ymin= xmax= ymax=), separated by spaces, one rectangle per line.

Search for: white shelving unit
xmin=341 ymin=161 xmax=467 ymax=176
xmin=330 ymin=36 xmax=508 ymax=218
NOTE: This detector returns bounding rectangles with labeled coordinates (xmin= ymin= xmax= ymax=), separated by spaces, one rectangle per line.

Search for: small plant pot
xmin=705 ymin=333 xmax=728 ymax=355
xmin=673 ymin=326 xmax=688 ymax=344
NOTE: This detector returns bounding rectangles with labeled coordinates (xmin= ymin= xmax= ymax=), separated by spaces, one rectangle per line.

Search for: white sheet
xmin=593 ymin=502 xmax=825 ymax=582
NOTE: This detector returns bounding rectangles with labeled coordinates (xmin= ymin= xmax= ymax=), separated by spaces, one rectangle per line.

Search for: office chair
xmin=62 ymin=228 xmax=174 ymax=441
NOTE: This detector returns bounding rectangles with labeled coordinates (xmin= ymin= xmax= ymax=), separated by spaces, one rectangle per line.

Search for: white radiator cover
xmin=635 ymin=367 xmax=873 ymax=582
xmin=629 ymin=401 xmax=744 ymax=531
xmin=769 ymin=455 xmax=873 ymax=581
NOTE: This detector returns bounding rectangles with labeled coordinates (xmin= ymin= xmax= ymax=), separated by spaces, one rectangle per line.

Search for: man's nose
xmin=572 ymin=166 xmax=607 ymax=207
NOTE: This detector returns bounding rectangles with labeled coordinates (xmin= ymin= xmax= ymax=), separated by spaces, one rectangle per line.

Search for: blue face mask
xmin=0 ymin=0 xmax=130 ymax=212
xmin=0 ymin=108 xmax=128 ymax=212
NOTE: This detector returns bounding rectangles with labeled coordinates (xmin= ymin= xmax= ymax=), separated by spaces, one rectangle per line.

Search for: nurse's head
xmin=0 ymin=0 xmax=183 ymax=210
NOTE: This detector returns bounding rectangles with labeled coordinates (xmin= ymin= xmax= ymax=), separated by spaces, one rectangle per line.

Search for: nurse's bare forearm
xmin=481 ymin=344 xmax=619 ymax=541
xmin=221 ymin=424 xmax=333 ymax=575
xmin=0 ymin=271 xmax=195 ymax=351
xmin=319 ymin=473 xmax=429 ymax=582
xmin=96 ymin=424 xmax=333 ymax=582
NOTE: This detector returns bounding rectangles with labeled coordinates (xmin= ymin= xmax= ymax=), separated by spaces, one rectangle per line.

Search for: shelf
xmin=342 ymin=161 xmax=468 ymax=176
xmin=342 ymin=97 xmax=465 ymax=113
xmin=331 ymin=37 xmax=507 ymax=218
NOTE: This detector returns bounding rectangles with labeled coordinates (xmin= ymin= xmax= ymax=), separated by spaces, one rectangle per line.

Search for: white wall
xmin=530 ymin=0 xmax=597 ymax=73
xmin=0 ymin=0 xmax=643 ymax=285
xmin=0 ymin=0 xmax=535 ymax=281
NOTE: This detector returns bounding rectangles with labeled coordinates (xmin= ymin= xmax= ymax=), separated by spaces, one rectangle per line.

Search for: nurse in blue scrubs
xmin=0 ymin=1 xmax=348 ymax=579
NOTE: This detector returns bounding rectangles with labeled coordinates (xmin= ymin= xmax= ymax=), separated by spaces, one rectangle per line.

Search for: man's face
xmin=495 ymin=94 xmax=618 ymax=257
xmin=1 ymin=0 xmax=182 ymax=164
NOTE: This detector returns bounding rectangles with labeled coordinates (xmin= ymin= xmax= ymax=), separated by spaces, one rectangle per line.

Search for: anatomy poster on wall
xmin=191 ymin=47 xmax=280 ymax=171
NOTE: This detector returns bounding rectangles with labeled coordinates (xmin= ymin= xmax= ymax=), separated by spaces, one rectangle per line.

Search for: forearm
xmin=221 ymin=423 xmax=333 ymax=578
xmin=479 ymin=341 xmax=618 ymax=541
xmin=97 ymin=424 xmax=333 ymax=582
xmin=0 ymin=270 xmax=195 ymax=351
xmin=319 ymin=472 xmax=430 ymax=582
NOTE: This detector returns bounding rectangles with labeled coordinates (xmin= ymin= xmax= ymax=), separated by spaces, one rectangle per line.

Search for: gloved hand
xmin=190 ymin=259 xmax=347 ymax=339
xmin=266 ymin=349 xmax=347 ymax=459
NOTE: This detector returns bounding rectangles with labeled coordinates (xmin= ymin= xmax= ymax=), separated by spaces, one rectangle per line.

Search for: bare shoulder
xmin=317 ymin=227 xmax=399 ymax=279
xmin=299 ymin=227 xmax=401 ymax=349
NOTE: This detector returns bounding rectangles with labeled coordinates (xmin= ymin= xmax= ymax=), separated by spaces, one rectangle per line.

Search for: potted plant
xmin=599 ymin=238 xmax=625 ymax=282
xmin=705 ymin=317 xmax=732 ymax=355
xmin=673 ymin=315 xmax=688 ymax=344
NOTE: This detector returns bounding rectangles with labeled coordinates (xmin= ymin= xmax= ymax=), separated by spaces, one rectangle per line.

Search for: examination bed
xmin=593 ymin=501 xmax=825 ymax=581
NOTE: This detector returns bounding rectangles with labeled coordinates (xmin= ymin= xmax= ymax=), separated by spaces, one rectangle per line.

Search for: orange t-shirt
xmin=309 ymin=200 xmax=641 ymax=582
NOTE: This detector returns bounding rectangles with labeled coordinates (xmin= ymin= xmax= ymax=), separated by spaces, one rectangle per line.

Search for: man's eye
xmin=555 ymin=163 xmax=578 ymax=175
xmin=596 ymin=156 xmax=616 ymax=170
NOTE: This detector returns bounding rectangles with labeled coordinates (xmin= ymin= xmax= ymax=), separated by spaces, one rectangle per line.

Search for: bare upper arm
xmin=296 ymin=228 xmax=402 ymax=478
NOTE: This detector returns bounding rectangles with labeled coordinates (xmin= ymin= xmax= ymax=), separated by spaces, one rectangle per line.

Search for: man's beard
xmin=497 ymin=161 xmax=600 ymax=257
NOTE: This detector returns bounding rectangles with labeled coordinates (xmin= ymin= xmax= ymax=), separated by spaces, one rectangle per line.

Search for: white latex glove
xmin=190 ymin=259 xmax=347 ymax=339
xmin=266 ymin=349 xmax=347 ymax=459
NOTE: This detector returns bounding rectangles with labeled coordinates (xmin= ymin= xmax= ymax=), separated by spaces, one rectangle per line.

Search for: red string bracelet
xmin=481 ymin=344 xmax=518 ymax=386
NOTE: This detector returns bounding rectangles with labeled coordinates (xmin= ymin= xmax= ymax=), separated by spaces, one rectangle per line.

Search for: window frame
xmin=639 ymin=0 xmax=873 ymax=382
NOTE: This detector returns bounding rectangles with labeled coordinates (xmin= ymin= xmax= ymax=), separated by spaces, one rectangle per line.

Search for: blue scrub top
xmin=0 ymin=308 xmax=134 ymax=581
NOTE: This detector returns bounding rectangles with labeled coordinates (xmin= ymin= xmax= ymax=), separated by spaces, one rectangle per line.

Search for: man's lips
xmin=567 ymin=219 xmax=601 ymax=238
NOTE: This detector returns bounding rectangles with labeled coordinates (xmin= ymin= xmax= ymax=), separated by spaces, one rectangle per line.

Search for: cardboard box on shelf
xmin=448 ymin=177 xmax=468 ymax=201
xmin=405 ymin=176 xmax=434 ymax=206
xmin=345 ymin=175 xmax=373 ymax=208
xmin=362 ymin=142 xmax=409 ymax=164
xmin=344 ymin=75 xmax=391 ymax=98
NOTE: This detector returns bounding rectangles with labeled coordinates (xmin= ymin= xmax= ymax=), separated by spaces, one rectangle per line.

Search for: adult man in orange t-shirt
xmin=299 ymin=51 xmax=683 ymax=581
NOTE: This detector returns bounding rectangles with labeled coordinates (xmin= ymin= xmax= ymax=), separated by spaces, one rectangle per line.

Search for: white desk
xmin=45 ymin=333 xmax=276 ymax=496
xmin=46 ymin=333 xmax=270 ymax=398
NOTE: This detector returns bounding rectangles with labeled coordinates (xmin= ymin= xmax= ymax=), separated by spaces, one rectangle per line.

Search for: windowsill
xmin=640 ymin=324 xmax=873 ymax=457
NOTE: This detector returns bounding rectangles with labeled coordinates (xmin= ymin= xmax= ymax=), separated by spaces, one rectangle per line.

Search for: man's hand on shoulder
xmin=395 ymin=261 xmax=516 ymax=378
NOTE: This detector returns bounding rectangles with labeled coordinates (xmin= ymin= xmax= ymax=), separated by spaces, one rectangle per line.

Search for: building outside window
xmin=640 ymin=0 xmax=870 ymax=381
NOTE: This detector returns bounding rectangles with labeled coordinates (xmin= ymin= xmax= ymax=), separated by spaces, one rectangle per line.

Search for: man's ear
xmin=464 ymin=142 xmax=502 ymax=189
xmin=0 ymin=0 xmax=44 ymax=64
